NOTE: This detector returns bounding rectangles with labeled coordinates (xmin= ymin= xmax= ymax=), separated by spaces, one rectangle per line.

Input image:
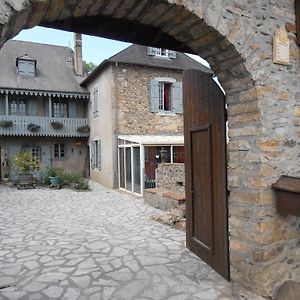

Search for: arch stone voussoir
xmin=0 ymin=0 xmax=299 ymax=298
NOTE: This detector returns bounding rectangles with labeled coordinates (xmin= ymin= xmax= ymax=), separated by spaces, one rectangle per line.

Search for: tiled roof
xmin=81 ymin=44 xmax=212 ymax=86
xmin=0 ymin=40 xmax=88 ymax=94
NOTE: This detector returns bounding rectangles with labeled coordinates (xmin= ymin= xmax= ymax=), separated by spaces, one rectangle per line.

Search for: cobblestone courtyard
xmin=0 ymin=182 xmax=236 ymax=300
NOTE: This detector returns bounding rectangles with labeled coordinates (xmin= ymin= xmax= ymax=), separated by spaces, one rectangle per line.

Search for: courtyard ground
xmin=0 ymin=181 xmax=236 ymax=300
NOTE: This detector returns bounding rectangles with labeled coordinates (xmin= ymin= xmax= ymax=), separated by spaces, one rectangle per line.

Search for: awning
xmin=118 ymin=135 xmax=184 ymax=145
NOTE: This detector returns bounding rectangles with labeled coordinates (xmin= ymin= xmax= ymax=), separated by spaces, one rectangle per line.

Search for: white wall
xmin=87 ymin=65 xmax=116 ymax=188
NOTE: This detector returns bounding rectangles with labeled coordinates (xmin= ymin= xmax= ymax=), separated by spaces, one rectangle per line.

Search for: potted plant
xmin=3 ymin=173 xmax=9 ymax=182
xmin=77 ymin=125 xmax=90 ymax=133
xmin=0 ymin=120 xmax=13 ymax=128
xmin=12 ymin=151 xmax=40 ymax=189
xmin=50 ymin=121 xmax=64 ymax=130
xmin=27 ymin=123 xmax=41 ymax=132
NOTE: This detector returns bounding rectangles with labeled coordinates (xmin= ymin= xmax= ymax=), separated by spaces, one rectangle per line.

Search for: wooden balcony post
xmin=5 ymin=92 xmax=9 ymax=115
xmin=48 ymin=95 xmax=52 ymax=117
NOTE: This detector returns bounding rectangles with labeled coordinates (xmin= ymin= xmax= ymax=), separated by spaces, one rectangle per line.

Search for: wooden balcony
xmin=0 ymin=115 xmax=89 ymax=137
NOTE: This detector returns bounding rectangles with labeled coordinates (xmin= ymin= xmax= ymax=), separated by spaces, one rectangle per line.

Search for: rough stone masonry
xmin=0 ymin=0 xmax=299 ymax=298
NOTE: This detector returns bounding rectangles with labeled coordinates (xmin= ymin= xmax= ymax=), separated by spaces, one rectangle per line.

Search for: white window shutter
xmin=172 ymin=82 xmax=183 ymax=113
xmin=168 ymin=50 xmax=176 ymax=59
xmin=149 ymin=80 xmax=160 ymax=113
xmin=147 ymin=47 xmax=156 ymax=56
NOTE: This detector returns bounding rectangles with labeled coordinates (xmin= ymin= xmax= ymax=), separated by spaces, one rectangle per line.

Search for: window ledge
xmin=157 ymin=111 xmax=176 ymax=116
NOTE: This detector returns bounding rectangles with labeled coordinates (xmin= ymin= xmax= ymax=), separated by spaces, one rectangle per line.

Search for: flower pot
xmin=50 ymin=176 xmax=59 ymax=187
xmin=3 ymin=177 xmax=9 ymax=182
xmin=18 ymin=174 xmax=35 ymax=189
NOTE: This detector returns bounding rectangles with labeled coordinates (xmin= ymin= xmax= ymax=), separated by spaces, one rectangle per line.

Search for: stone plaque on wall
xmin=273 ymin=28 xmax=290 ymax=65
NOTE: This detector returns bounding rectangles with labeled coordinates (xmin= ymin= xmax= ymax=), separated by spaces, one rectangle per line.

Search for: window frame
xmin=10 ymin=100 xmax=26 ymax=116
xmin=52 ymin=100 xmax=68 ymax=118
xmin=17 ymin=59 xmax=36 ymax=77
xmin=54 ymin=143 xmax=65 ymax=159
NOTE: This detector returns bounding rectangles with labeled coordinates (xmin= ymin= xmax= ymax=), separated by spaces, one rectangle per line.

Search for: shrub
xmin=71 ymin=176 xmax=89 ymax=191
xmin=43 ymin=167 xmax=65 ymax=185
xmin=13 ymin=151 xmax=40 ymax=174
xmin=42 ymin=168 xmax=89 ymax=190
xmin=27 ymin=123 xmax=41 ymax=132
xmin=0 ymin=120 xmax=13 ymax=128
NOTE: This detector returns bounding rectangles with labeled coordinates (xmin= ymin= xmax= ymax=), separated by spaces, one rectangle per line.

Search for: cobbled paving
xmin=0 ymin=181 xmax=236 ymax=300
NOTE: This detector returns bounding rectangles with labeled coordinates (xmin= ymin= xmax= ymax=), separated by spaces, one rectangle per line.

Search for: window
xmin=147 ymin=47 xmax=176 ymax=59
xmin=173 ymin=146 xmax=184 ymax=163
xmin=92 ymin=88 xmax=99 ymax=117
xmin=10 ymin=100 xmax=26 ymax=115
xmin=92 ymin=140 xmax=101 ymax=170
xmin=54 ymin=144 xmax=65 ymax=158
xmin=150 ymin=80 xmax=183 ymax=114
xmin=158 ymin=82 xmax=172 ymax=111
xmin=16 ymin=55 xmax=37 ymax=77
xmin=53 ymin=102 xmax=68 ymax=118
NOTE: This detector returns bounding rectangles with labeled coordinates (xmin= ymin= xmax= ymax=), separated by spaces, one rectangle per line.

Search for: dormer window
xmin=147 ymin=47 xmax=176 ymax=59
xmin=16 ymin=54 xmax=37 ymax=77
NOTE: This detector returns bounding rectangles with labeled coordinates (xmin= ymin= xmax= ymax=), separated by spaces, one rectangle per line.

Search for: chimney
xmin=74 ymin=33 xmax=83 ymax=76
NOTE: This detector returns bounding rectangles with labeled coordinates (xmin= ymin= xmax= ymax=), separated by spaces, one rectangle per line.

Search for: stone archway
xmin=1 ymin=1 xmax=299 ymax=298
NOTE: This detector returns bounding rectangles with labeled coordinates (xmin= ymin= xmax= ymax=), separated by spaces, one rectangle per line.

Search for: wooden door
xmin=183 ymin=69 xmax=229 ymax=280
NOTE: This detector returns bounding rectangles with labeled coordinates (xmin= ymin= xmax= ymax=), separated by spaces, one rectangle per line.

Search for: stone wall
xmin=0 ymin=0 xmax=299 ymax=298
xmin=156 ymin=163 xmax=185 ymax=195
xmin=113 ymin=64 xmax=183 ymax=135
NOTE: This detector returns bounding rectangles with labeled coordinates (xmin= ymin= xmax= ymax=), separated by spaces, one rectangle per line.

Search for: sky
xmin=14 ymin=26 xmax=211 ymax=68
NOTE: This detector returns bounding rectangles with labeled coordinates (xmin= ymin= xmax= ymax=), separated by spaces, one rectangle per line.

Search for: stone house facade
xmin=81 ymin=45 xmax=211 ymax=194
xmin=0 ymin=37 xmax=89 ymax=180
xmin=0 ymin=1 xmax=299 ymax=298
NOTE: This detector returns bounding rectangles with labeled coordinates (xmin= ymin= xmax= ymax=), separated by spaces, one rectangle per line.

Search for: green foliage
xmin=27 ymin=123 xmax=41 ymax=132
xmin=83 ymin=61 xmax=97 ymax=74
xmin=50 ymin=121 xmax=64 ymax=130
xmin=43 ymin=167 xmax=89 ymax=190
xmin=77 ymin=125 xmax=90 ymax=133
xmin=0 ymin=120 xmax=13 ymax=128
xmin=13 ymin=151 xmax=40 ymax=174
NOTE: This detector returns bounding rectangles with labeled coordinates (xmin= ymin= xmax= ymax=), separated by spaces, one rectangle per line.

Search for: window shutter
xmin=97 ymin=140 xmax=101 ymax=170
xmin=149 ymin=80 xmax=160 ymax=113
xmin=147 ymin=47 xmax=156 ymax=56
xmin=69 ymin=102 xmax=76 ymax=118
xmin=91 ymin=141 xmax=95 ymax=169
xmin=168 ymin=50 xmax=176 ymax=59
xmin=93 ymin=88 xmax=98 ymax=117
xmin=172 ymin=81 xmax=183 ymax=113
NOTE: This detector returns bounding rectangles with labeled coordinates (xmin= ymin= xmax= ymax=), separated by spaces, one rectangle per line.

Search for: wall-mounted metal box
xmin=272 ymin=176 xmax=300 ymax=217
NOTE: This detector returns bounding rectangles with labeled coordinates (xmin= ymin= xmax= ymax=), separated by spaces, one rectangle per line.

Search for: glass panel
xmin=133 ymin=147 xmax=141 ymax=194
xmin=157 ymin=146 xmax=171 ymax=163
xmin=119 ymin=148 xmax=125 ymax=189
xmin=144 ymin=146 xmax=157 ymax=189
xmin=125 ymin=147 xmax=132 ymax=192
xmin=173 ymin=146 xmax=185 ymax=163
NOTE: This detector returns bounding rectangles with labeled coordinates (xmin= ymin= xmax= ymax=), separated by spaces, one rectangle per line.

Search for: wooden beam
xmin=296 ymin=0 xmax=300 ymax=46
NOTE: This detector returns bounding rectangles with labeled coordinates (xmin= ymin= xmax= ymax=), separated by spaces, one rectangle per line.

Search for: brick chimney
xmin=74 ymin=33 xmax=83 ymax=76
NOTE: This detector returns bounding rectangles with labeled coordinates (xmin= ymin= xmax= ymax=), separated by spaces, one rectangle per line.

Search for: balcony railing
xmin=0 ymin=115 xmax=89 ymax=137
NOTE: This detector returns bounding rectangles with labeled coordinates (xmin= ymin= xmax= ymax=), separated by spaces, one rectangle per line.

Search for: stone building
xmin=0 ymin=1 xmax=299 ymax=298
xmin=0 ymin=37 xmax=89 ymax=180
xmin=81 ymin=44 xmax=211 ymax=194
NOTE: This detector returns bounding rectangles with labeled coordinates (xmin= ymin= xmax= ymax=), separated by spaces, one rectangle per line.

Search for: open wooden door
xmin=183 ymin=69 xmax=229 ymax=280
